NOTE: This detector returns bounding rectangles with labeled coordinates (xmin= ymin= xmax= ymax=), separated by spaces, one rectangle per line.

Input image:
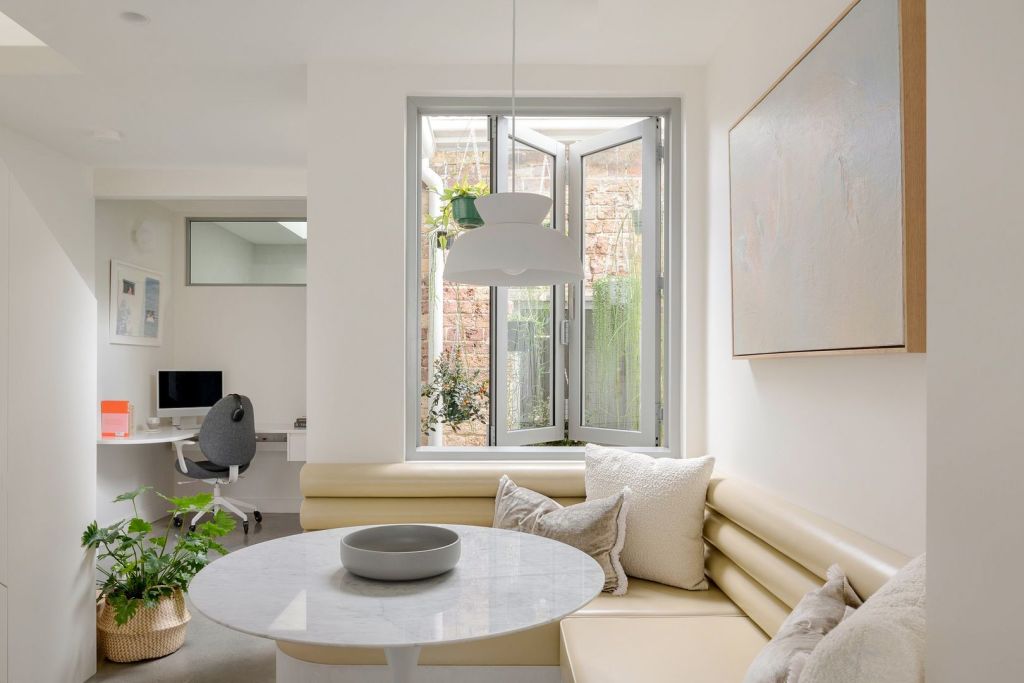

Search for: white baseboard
xmin=276 ymin=648 xmax=559 ymax=683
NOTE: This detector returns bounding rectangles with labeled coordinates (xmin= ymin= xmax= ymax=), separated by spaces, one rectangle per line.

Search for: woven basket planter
xmin=97 ymin=590 xmax=191 ymax=663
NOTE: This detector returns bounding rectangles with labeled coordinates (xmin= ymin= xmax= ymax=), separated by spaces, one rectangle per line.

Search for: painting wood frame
xmin=728 ymin=0 xmax=925 ymax=358
xmin=109 ymin=259 xmax=163 ymax=346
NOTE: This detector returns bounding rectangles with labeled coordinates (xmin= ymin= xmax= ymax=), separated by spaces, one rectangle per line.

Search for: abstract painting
xmin=109 ymin=260 xmax=162 ymax=346
xmin=729 ymin=0 xmax=924 ymax=357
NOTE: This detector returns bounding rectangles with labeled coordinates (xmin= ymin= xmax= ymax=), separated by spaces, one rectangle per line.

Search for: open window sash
xmin=492 ymin=117 xmax=567 ymax=446
xmin=568 ymin=118 xmax=660 ymax=447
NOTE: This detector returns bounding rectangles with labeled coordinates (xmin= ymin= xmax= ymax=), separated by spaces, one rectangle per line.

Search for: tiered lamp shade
xmin=443 ymin=193 xmax=584 ymax=286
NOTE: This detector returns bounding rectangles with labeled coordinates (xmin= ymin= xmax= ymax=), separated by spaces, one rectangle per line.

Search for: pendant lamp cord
xmin=511 ymin=0 xmax=517 ymax=193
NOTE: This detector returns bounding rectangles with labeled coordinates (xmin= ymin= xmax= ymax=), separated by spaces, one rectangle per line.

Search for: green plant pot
xmin=451 ymin=196 xmax=484 ymax=228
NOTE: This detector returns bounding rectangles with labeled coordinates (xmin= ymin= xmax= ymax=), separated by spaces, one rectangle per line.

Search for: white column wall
xmin=927 ymin=0 xmax=1024 ymax=679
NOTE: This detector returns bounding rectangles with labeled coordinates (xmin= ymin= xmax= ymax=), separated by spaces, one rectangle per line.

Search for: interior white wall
xmin=0 ymin=125 xmax=96 ymax=683
xmin=189 ymin=221 xmax=254 ymax=284
xmin=95 ymin=200 xmax=177 ymax=524
xmin=927 ymin=1 xmax=1024 ymax=679
xmin=703 ymin=0 xmax=925 ymax=556
xmin=172 ymin=214 xmax=306 ymax=511
xmin=306 ymin=62 xmax=705 ymax=463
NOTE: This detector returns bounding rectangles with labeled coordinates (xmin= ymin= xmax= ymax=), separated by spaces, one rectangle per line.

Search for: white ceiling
xmin=211 ymin=221 xmax=307 ymax=246
xmin=0 ymin=0 xmax=749 ymax=168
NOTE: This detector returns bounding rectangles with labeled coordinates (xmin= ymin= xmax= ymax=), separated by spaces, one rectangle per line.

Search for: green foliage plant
xmin=82 ymin=487 xmax=235 ymax=626
xmin=421 ymin=347 xmax=489 ymax=435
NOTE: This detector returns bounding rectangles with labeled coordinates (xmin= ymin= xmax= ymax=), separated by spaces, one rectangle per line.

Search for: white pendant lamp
xmin=443 ymin=0 xmax=584 ymax=287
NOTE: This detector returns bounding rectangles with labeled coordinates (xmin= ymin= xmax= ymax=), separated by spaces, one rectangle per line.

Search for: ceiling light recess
xmin=279 ymin=221 xmax=307 ymax=239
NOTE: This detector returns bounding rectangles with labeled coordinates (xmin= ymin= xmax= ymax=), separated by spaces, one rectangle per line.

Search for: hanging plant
xmin=434 ymin=180 xmax=489 ymax=229
xmin=421 ymin=347 xmax=489 ymax=435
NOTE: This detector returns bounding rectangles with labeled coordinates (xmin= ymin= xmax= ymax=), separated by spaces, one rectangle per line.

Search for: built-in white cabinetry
xmin=0 ymin=150 xmax=96 ymax=682
xmin=287 ymin=431 xmax=306 ymax=462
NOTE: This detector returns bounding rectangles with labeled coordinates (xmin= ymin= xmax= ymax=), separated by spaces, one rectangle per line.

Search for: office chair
xmin=172 ymin=394 xmax=262 ymax=534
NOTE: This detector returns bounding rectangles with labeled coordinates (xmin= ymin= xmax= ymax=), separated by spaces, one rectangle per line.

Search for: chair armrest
xmin=173 ymin=440 xmax=198 ymax=473
xmin=226 ymin=465 xmax=239 ymax=484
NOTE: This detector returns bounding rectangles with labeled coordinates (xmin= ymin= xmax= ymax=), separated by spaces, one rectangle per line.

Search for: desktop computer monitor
xmin=157 ymin=370 xmax=223 ymax=423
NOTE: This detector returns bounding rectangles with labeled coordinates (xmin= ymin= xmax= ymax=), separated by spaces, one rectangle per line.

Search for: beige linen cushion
xmin=743 ymin=565 xmax=862 ymax=683
xmin=493 ymin=474 xmax=630 ymax=595
xmin=796 ymin=554 xmax=926 ymax=683
xmin=585 ymin=445 xmax=715 ymax=590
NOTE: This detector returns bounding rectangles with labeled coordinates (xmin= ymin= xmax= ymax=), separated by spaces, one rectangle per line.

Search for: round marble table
xmin=189 ymin=524 xmax=605 ymax=682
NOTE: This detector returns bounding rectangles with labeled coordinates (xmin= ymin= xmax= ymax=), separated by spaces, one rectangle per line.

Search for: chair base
xmin=182 ymin=481 xmax=261 ymax=533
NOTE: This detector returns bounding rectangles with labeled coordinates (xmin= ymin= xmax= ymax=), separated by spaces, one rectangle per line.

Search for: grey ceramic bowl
xmin=340 ymin=525 xmax=461 ymax=581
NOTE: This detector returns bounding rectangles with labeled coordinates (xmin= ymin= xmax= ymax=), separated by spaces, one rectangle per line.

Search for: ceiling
xmin=0 ymin=0 xmax=749 ymax=168
xmin=210 ymin=221 xmax=307 ymax=246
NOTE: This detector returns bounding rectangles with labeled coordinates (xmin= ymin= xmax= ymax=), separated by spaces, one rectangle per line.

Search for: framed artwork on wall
xmin=729 ymin=0 xmax=924 ymax=358
xmin=109 ymin=260 xmax=163 ymax=346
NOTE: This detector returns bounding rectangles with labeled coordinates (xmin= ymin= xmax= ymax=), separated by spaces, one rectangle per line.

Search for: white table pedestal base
xmin=385 ymin=646 xmax=421 ymax=683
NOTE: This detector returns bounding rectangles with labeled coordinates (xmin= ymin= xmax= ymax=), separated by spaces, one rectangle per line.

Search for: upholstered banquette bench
xmin=294 ymin=461 xmax=909 ymax=682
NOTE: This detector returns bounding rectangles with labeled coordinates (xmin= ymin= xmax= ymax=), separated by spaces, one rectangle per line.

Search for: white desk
xmin=96 ymin=427 xmax=198 ymax=446
xmin=97 ymin=425 xmax=307 ymax=461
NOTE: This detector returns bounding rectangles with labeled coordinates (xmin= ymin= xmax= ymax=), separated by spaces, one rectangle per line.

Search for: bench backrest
xmin=300 ymin=461 xmax=909 ymax=635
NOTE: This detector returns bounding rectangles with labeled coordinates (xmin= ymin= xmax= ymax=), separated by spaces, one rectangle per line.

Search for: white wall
xmin=927 ymin=1 xmax=1024 ymax=679
xmin=306 ymin=62 xmax=706 ymax=463
xmin=172 ymin=213 xmax=306 ymax=511
xmin=189 ymin=221 xmax=254 ymax=284
xmin=95 ymin=200 xmax=177 ymax=524
xmin=703 ymin=0 xmax=925 ymax=556
xmin=0 ymin=125 xmax=96 ymax=682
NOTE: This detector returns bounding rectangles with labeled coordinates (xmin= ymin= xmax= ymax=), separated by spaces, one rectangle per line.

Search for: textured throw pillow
xmin=585 ymin=445 xmax=715 ymax=590
xmin=797 ymin=554 xmax=926 ymax=683
xmin=743 ymin=565 xmax=863 ymax=683
xmin=493 ymin=474 xmax=630 ymax=595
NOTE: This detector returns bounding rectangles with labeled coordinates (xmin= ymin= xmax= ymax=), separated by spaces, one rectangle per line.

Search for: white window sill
xmin=408 ymin=446 xmax=674 ymax=462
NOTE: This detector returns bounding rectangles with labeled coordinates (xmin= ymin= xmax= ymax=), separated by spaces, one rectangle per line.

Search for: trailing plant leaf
xmin=83 ymin=488 xmax=236 ymax=625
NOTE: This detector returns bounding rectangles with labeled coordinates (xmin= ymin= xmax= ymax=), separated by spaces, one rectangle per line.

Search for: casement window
xmin=409 ymin=100 xmax=677 ymax=455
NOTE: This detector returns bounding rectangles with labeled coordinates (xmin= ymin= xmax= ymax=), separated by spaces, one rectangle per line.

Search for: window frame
xmin=406 ymin=97 xmax=683 ymax=461
xmin=185 ymin=217 xmax=308 ymax=287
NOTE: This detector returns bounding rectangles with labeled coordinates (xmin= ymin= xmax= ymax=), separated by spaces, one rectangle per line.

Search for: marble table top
xmin=189 ymin=524 xmax=605 ymax=648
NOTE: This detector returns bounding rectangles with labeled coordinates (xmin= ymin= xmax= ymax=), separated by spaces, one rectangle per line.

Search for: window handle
xmin=560 ymin=320 xmax=571 ymax=346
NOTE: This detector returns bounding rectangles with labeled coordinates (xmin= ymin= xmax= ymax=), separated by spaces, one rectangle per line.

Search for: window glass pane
xmin=420 ymin=116 xmax=490 ymax=447
xmin=581 ymin=139 xmax=643 ymax=431
xmin=505 ymin=287 xmax=553 ymax=431
xmin=505 ymin=137 xmax=558 ymax=433
xmin=188 ymin=220 xmax=306 ymax=285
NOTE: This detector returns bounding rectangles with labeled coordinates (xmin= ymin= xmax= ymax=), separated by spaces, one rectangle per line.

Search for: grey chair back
xmin=199 ymin=394 xmax=256 ymax=467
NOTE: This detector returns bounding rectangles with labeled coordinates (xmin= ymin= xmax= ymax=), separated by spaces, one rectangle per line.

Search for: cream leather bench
xmin=298 ymin=461 xmax=909 ymax=681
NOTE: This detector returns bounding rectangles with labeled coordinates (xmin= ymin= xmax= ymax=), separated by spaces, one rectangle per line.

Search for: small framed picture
xmin=109 ymin=260 xmax=163 ymax=346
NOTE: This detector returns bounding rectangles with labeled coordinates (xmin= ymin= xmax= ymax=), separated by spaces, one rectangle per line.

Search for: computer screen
xmin=157 ymin=370 xmax=223 ymax=417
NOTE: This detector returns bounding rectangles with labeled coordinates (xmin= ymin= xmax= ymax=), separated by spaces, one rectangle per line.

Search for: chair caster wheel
xmin=188 ymin=524 xmax=197 ymax=533
xmin=243 ymin=521 xmax=250 ymax=535
xmin=173 ymin=516 xmax=183 ymax=528
xmin=253 ymin=510 xmax=263 ymax=524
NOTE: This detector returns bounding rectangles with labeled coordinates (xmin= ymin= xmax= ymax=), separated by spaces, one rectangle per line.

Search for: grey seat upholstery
xmin=177 ymin=394 xmax=256 ymax=480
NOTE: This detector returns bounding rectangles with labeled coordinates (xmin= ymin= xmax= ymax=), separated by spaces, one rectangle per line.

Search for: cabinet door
xmin=286 ymin=432 xmax=307 ymax=462
xmin=0 ymin=160 xmax=8 ymax=590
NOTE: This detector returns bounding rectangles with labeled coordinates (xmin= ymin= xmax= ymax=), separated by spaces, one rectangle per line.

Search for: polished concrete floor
xmin=90 ymin=513 xmax=303 ymax=683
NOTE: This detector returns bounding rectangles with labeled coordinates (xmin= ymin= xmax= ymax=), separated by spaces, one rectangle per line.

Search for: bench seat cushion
xmin=579 ymin=579 xmax=742 ymax=618
xmin=560 ymin=615 xmax=768 ymax=683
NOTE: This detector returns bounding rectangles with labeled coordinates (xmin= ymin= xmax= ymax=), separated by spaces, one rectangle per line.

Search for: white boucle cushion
xmin=585 ymin=445 xmax=715 ymax=590
xmin=796 ymin=554 xmax=926 ymax=683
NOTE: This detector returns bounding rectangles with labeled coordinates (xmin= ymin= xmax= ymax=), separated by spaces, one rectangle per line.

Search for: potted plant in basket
xmin=82 ymin=487 xmax=235 ymax=662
